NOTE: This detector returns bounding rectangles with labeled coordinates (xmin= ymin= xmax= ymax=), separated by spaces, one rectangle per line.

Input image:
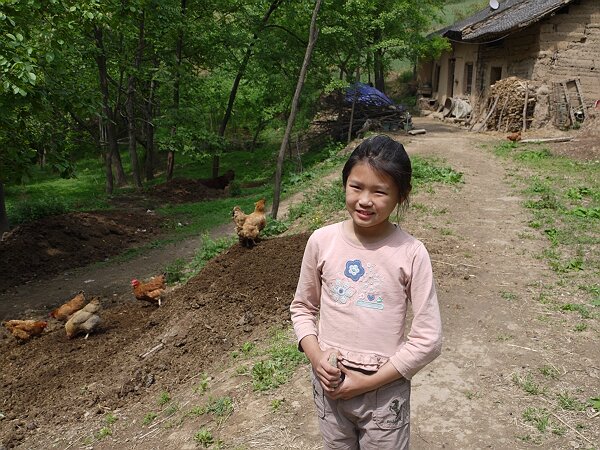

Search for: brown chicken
xmin=49 ymin=290 xmax=86 ymax=321
xmin=507 ymin=131 xmax=522 ymax=142
xmin=65 ymin=298 xmax=102 ymax=339
xmin=3 ymin=320 xmax=48 ymax=341
xmin=232 ymin=198 xmax=267 ymax=248
xmin=131 ymin=274 xmax=166 ymax=306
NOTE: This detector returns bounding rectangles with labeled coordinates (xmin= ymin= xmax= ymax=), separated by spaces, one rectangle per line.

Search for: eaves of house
xmin=438 ymin=0 xmax=577 ymax=43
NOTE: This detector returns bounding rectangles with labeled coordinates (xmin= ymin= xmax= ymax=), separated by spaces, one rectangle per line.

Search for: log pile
xmin=474 ymin=77 xmax=536 ymax=132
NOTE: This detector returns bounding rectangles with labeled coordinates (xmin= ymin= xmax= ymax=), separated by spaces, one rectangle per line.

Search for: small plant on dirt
xmin=158 ymin=391 xmax=171 ymax=406
xmin=496 ymin=333 xmax=513 ymax=341
xmin=271 ymin=398 xmax=285 ymax=411
xmin=95 ymin=426 xmax=112 ymax=440
xmin=105 ymin=413 xmax=118 ymax=425
xmin=142 ymin=412 xmax=158 ymax=426
xmin=241 ymin=341 xmax=255 ymax=354
xmin=464 ymin=390 xmax=479 ymax=400
xmin=573 ymin=323 xmax=587 ymax=332
xmin=203 ymin=396 xmax=234 ymax=418
xmin=522 ymin=407 xmax=550 ymax=432
xmin=262 ymin=219 xmax=289 ymax=237
xmin=194 ymin=427 xmax=214 ymax=447
xmin=538 ymin=365 xmax=559 ymax=379
xmin=500 ymin=291 xmax=518 ymax=301
xmin=513 ymin=373 xmax=544 ymax=395
xmin=559 ymin=303 xmax=591 ymax=319
xmin=194 ymin=373 xmax=211 ymax=395
xmin=165 ymin=258 xmax=187 ymax=283
xmin=557 ymin=392 xmax=585 ymax=411
xmin=588 ymin=397 xmax=600 ymax=411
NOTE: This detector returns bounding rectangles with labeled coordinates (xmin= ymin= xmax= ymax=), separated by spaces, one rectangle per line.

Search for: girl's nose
xmin=359 ymin=194 xmax=373 ymax=206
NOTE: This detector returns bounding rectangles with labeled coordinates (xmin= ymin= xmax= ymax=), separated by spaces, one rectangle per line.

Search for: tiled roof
xmin=438 ymin=0 xmax=576 ymax=42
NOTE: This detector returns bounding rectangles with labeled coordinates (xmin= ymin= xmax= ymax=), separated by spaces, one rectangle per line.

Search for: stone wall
xmin=532 ymin=0 xmax=600 ymax=105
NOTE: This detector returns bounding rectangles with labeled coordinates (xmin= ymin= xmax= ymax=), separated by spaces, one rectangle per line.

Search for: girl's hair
xmin=342 ymin=135 xmax=412 ymax=207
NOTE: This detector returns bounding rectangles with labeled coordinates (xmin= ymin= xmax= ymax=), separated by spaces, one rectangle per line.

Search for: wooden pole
xmin=522 ymin=82 xmax=529 ymax=132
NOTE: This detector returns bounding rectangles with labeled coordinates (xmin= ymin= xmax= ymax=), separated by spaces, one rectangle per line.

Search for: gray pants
xmin=311 ymin=371 xmax=410 ymax=449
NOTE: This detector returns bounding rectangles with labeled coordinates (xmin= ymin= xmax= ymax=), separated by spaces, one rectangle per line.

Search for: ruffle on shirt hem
xmin=319 ymin=342 xmax=388 ymax=372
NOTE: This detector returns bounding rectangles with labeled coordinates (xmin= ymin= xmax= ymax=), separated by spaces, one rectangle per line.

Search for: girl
xmin=290 ymin=135 xmax=442 ymax=449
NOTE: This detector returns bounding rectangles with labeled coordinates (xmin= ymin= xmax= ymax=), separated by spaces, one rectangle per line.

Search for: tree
xmin=272 ymin=0 xmax=322 ymax=220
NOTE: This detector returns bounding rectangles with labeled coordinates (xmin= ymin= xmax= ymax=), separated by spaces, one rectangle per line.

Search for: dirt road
xmin=1 ymin=117 xmax=597 ymax=449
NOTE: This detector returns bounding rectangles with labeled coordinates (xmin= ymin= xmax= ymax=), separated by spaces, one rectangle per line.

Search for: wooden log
xmin=520 ymin=137 xmax=573 ymax=143
xmin=522 ymin=82 xmax=529 ymax=132
xmin=475 ymin=96 xmax=499 ymax=132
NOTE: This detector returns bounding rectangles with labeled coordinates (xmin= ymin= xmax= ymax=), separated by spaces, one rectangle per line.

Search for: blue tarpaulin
xmin=344 ymin=82 xmax=395 ymax=107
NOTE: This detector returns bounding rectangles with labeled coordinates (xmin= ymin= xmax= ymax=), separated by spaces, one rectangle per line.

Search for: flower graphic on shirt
xmin=344 ymin=260 xmax=365 ymax=282
xmin=330 ymin=279 xmax=356 ymax=304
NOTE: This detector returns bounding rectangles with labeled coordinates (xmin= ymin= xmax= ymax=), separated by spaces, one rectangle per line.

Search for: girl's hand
xmin=312 ymin=350 xmax=343 ymax=392
xmin=326 ymin=364 xmax=371 ymax=400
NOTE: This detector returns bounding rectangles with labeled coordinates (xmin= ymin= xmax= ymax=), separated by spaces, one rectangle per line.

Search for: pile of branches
xmin=305 ymin=90 xmax=411 ymax=145
xmin=474 ymin=77 xmax=536 ymax=132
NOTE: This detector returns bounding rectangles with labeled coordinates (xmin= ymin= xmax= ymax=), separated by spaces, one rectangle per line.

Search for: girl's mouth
xmin=356 ymin=209 xmax=373 ymax=219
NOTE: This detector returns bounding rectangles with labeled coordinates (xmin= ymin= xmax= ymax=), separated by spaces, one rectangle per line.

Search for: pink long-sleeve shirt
xmin=290 ymin=222 xmax=442 ymax=380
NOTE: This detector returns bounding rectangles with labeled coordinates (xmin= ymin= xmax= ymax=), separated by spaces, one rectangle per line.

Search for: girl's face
xmin=345 ymin=161 xmax=400 ymax=238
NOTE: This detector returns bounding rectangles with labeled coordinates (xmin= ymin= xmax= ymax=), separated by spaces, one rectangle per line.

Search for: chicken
xmin=3 ymin=320 xmax=48 ymax=341
xmin=49 ymin=290 xmax=86 ymax=321
xmin=65 ymin=298 xmax=101 ymax=339
xmin=507 ymin=131 xmax=522 ymax=142
xmin=131 ymin=274 xmax=166 ymax=306
xmin=232 ymin=198 xmax=267 ymax=248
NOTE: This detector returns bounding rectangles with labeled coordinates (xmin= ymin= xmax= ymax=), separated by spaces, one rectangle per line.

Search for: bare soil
xmin=0 ymin=117 xmax=598 ymax=450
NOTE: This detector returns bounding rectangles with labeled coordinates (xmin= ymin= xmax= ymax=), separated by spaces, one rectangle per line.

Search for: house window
xmin=490 ymin=66 xmax=502 ymax=85
xmin=464 ymin=63 xmax=474 ymax=95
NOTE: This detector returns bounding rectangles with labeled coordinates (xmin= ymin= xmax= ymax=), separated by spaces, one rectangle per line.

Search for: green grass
xmin=493 ymin=141 xmax=600 ymax=306
xmin=248 ymin=328 xmax=307 ymax=392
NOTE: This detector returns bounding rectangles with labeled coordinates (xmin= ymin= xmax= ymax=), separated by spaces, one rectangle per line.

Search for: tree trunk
xmin=94 ymin=25 xmax=127 ymax=187
xmin=143 ymin=58 xmax=159 ymax=181
xmin=271 ymin=0 xmax=322 ymax=220
xmin=214 ymin=0 xmax=283 ymax=178
xmin=0 ymin=181 xmax=9 ymax=234
xmin=347 ymin=66 xmax=360 ymax=143
xmin=126 ymin=14 xmax=145 ymax=189
xmin=167 ymin=0 xmax=187 ymax=182
xmin=373 ymin=29 xmax=385 ymax=93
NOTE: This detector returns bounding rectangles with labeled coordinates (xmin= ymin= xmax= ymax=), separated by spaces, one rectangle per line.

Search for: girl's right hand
xmin=312 ymin=350 xmax=343 ymax=392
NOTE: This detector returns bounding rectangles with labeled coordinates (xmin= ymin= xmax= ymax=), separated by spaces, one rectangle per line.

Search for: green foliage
xmin=194 ymin=428 xmax=214 ymax=447
xmin=412 ymin=156 xmax=463 ymax=185
xmin=513 ymin=373 xmax=544 ymax=396
xmin=194 ymin=373 xmax=211 ymax=395
xmin=7 ymin=196 xmax=70 ymax=224
xmin=158 ymin=391 xmax=171 ymax=406
xmin=200 ymin=396 xmax=234 ymax=418
xmin=559 ymin=303 xmax=590 ymax=319
xmin=142 ymin=412 xmax=157 ymax=426
xmin=250 ymin=329 xmax=307 ymax=392
xmin=95 ymin=427 xmax=112 ymax=440
xmin=104 ymin=413 xmax=118 ymax=425
xmin=522 ymin=407 xmax=550 ymax=432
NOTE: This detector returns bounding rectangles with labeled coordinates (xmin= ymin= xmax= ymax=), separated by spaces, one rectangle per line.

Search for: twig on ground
xmin=431 ymin=259 xmax=480 ymax=269
xmin=506 ymin=343 xmax=539 ymax=352
xmin=549 ymin=410 xmax=594 ymax=445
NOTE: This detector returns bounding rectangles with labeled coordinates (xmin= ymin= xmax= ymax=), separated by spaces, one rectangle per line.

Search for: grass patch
xmin=249 ymin=327 xmax=307 ymax=392
xmin=522 ymin=407 xmax=550 ymax=432
xmin=513 ymin=373 xmax=544 ymax=396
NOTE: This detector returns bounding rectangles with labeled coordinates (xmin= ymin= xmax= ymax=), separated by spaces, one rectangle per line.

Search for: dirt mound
xmin=0 ymin=211 xmax=165 ymax=292
xmin=148 ymin=178 xmax=229 ymax=204
xmin=0 ymin=233 xmax=308 ymax=449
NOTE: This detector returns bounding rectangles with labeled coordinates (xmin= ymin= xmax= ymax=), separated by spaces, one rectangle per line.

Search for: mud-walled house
xmin=417 ymin=0 xmax=600 ymax=130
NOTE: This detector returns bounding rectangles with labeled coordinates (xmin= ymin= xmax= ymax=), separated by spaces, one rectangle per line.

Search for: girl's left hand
xmin=326 ymin=365 xmax=371 ymax=400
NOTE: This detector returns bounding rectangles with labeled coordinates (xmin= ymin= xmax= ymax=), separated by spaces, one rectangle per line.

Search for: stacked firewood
xmin=475 ymin=77 xmax=537 ymax=132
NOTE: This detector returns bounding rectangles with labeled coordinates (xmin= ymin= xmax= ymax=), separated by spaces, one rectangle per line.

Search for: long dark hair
xmin=342 ymin=135 xmax=412 ymax=207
